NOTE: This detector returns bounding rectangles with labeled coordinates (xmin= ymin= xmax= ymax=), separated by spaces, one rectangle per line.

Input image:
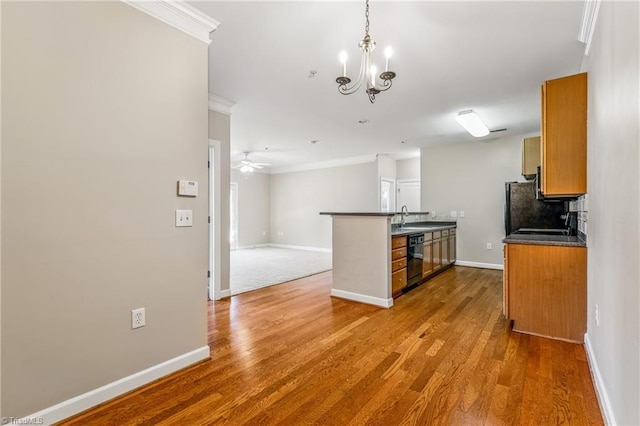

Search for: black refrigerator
xmin=504 ymin=181 xmax=566 ymax=235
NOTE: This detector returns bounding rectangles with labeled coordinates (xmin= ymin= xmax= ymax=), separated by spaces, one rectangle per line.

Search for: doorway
xmin=230 ymin=182 xmax=238 ymax=251
xmin=380 ymin=177 xmax=396 ymax=212
xmin=208 ymin=140 xmax=223 ymax=301
xmin=397 ymin=179 xmax=421 ymax=211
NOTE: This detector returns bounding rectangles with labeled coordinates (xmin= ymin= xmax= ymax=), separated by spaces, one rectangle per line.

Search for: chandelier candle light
xmin=336 ymin=0 xmax=396 ymax=103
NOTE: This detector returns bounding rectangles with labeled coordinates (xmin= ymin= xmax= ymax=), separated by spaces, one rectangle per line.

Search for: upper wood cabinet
xmin=522 ymin=136 xmax=541 ymax=179
xmin=541 ymin=72 xmax=587 ymax=197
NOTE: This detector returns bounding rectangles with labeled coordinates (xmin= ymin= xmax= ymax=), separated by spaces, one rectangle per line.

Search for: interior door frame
xmin=208 ymin=140 xmax=222 ymax=301
xmin=229 ymin=182 xmax=239 ymax=251
xmin=380 ymin=177 xmax=396 ymax=212
xmin=396 ymin=178 xmax=421 ymax=212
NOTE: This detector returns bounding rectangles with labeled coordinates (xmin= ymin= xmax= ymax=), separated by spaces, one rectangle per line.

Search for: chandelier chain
xmin=364 ymin=0 xmax=370 ymax=36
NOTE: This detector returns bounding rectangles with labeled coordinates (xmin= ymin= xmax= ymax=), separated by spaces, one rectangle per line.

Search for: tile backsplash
xmin=569 ymin=194 xmax=588 ymax=240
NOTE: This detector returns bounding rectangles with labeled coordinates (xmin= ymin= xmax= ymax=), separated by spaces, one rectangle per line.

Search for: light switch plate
xmin=176 ymin=210 xmax=193 ymax=227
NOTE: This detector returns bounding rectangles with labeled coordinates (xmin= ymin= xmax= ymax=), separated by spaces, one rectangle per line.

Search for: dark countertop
xmin=391 ymin=222 xmax=457 ymax=237
xmin=319 ymin=212 xmax=396 ymax=216
xmin=503 ymin=234 xmax=587 ymax=247
xmin=319 ymin=211 xmax=432 ymax=216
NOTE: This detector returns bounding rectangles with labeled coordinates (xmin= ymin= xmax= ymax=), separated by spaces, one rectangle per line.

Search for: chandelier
xmin=336 ymin=0 xmax=396 ymax=103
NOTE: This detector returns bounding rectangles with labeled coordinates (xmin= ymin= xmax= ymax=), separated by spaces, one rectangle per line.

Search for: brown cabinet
xmin=442 ymin=230 xmax=450 ymax=267
xmin=504 ymin=243 xmax=586 ymax=342
xmin=448 ymin=229 xmax=456 ymax=264
xmin=541 ymin=72 xmax=587 ymax=197
xmin=422 ymin=232 xmax=433 ymax=277
xmin=391 ymin=236 xmax=407 ymax=297
xmin=503 ymin=245 xmax=509 ymax=317
xmin=522 ymin=136 xmax=541 ymax=178
xmin=432 ymin=231 xmax=442 ymax=272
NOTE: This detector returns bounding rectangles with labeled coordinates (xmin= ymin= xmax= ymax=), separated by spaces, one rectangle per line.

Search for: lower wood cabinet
xmin=432 ymin=231 xmax=442 ymax=272
xmin=422 ymin=232 xmax=433 ymax=277
xmin=504 ymin=243 xmax=586 ymax=343
xmin=391 ymin=236 xmax=408 ymax=297
xmin=391 ymin=268 xmax=407 ymax=297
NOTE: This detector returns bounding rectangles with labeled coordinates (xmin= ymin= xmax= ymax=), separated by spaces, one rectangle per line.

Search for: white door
xmin=380 ymin=178 xmax=395 ymax=212
xmin=230 ymin=182 xmax=238 ymax=251
xmin=397 ymin=179 xmax=421 ymax=212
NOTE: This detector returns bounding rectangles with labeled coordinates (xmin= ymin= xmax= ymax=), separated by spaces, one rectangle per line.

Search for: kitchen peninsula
xmin=320 ymin=212 xmax=456 ymax=308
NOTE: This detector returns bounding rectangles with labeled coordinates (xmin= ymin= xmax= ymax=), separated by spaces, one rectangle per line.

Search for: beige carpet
xmin=230 ymin=246 xmax=332 ymax=295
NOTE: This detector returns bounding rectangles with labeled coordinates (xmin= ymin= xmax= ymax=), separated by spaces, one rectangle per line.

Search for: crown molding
xmin=208 ymin=94 xmax=236 ymax=115
xmin=121 ymin=0 xmax=219 ymax=45
xmin=578 ymin=0 xmax=601 ymax=56
xmin=269 ymin=154 xmax=377 ymax=175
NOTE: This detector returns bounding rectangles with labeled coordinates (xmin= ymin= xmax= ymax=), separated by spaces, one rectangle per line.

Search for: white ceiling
xmin=189 ymin=1 xmax=586 ymax=171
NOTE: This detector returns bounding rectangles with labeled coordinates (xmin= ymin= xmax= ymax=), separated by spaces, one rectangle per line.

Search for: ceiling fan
xmin=232 ymin=151 xmax=270 ymax=173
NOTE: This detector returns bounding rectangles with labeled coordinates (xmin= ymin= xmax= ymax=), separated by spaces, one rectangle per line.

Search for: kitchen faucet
xmin=401 ymin=205 xmax=409 ymax=226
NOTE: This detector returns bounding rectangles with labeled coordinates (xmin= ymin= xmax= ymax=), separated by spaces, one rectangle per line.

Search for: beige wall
xmin=270 ymin=162 xmax=377 ymax=249
xmin=397 ymin=157 xmax=420 ymax=181
xmin=1 ymin=1 xmax=208 ymax=417
xmin=584 ymin=2 xmax=639 ymax=424
xmin=209 ymin=110 xmax=231 ymax=294
xmin=231 ymin=170 xmax=270 ymax=247
xmin=421 ymin=136 xmax=523 ymax=266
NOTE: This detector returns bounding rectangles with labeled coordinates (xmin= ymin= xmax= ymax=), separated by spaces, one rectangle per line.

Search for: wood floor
xmin=59 ymin=266 xmax=603 ymax=425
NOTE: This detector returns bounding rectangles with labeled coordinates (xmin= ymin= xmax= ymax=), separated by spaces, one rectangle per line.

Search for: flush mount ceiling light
xmin=456 ymin=110 xmax=490 ymax=137
xmin=336 ymin=0 xmax=396 ymax=103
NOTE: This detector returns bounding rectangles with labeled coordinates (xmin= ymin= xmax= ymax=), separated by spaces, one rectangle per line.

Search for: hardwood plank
xmin=57 ymin=267 xmax=603 ymax=426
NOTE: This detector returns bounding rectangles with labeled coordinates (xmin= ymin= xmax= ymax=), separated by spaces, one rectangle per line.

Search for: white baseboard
xmin=268 ymin=243 xmax=332 ymax=253
xmin=330 ymin=289 xmax=393 ymax=309
xmin=236 ymin=243 xmax=269 ymax=250
xmin=455 ymin=260 xmax=503 ymax=270
xmin=584 ymin=333 xmax=616 ymax=425
xmin=217 ymin=289 xmax=232 ymax=299
xmin=24 ymin=346 xmax=210 ymax=425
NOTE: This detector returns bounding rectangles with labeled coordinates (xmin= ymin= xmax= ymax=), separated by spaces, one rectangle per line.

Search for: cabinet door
xmin=541 ymin=73 xmax=587 ymax=196
xmin=503 ymin=245 xmax=509 ymax=317
xmin=433 ymin=239 xmax=442 ymax=271
xmin=522 ymin=136 xmax=541 ymax=177
xmin=449 ymin=235 xmax=456 ymax=264
xmin=392 ymin=268 xmax=407 ymax=297
xmin=441 ymin=237 xmax=450 ymax=267
xmin=422 ymin=241 xmax=433 ymax=277
xmin=507 ymin=244 xmax=587 ymax=342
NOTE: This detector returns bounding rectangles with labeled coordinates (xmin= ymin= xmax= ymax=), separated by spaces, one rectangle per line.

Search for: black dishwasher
xmin=407 ymin=233 xmax=424 ymax=287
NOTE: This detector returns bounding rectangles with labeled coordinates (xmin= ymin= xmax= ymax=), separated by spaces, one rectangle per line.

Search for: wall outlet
xmin=132 ymin=307 xmax=146 ymax=329
xmin=595 ymin=304 xmax=599 ymax=327
xmin=486 ymin=242 xmax=492 ymax=250
xmin=460 ymin=211 xmax=465 ymax=218
xmin=175 ymin=210 xmax=193 ymax=227
xmin=277 ymin=231 xmax=283 ymax=236
xmin=450 ymin=211 xmax=457 ymax=218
